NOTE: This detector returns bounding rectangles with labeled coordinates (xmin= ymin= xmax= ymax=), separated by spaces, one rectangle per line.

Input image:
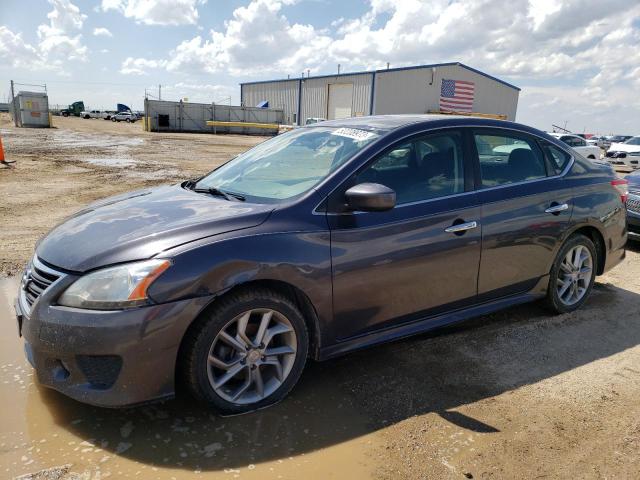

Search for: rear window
xmin=474 ymin=132 xmax=547 ymax=187
xmin=540 ymin=140 xmax=572 ymax=175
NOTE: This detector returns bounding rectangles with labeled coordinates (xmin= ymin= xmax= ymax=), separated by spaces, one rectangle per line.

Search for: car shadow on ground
xmin=33 ymin=280 xmax=640 ymax=471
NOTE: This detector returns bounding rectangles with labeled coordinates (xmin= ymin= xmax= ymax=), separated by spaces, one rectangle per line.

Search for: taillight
xmin=611 ymin=178 xmax=628 ymax=203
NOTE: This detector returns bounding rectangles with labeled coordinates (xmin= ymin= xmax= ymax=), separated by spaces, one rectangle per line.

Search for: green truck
xmin=60 ymin=101 xmax=85 ymax=117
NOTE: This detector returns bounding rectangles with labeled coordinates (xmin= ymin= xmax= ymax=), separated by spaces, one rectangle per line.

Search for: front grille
xmin=22 ymin=257 xmax=63 ymax=310
xmin=76 ymin=355 xmax=123 ymax=389
xmin=628 ymin=196 xmax=640 ymax=214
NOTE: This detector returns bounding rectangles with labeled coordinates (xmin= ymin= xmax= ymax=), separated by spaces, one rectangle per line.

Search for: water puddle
xmin=0 ymin=277 xmax=381 ymax=479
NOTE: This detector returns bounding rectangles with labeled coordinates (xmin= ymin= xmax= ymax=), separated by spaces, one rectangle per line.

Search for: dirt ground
xmin=1 ymin=113 xmax=639 ymax=479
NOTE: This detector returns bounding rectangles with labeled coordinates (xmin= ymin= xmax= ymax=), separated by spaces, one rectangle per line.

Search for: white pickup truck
xmin=80 ymin=110 xmax=102 ymax=119
xmin=548 ymin=133 xmax=601 ymax=160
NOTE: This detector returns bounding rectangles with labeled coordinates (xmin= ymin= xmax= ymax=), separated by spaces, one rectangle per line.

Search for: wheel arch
xmin=176 ymin=278 xmax=323 ymax=373
xmin=566 ymin=224 xmax=607 ymax=275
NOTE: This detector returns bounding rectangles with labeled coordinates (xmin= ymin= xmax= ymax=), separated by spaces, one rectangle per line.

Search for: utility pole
xmin=158 ymin=84 xmax=161 ymax=101
xmin=337 ymin=64 xmax=341 ymax=75
xmin=10 ymin=80 xmax=18 ymax=127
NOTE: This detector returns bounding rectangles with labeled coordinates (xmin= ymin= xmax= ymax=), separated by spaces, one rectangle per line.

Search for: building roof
xmin=240 ymin=62 xmax=521 ymax=91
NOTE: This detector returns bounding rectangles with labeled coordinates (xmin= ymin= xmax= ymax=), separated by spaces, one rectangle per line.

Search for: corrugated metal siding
xmin=373 ymin=65 xmax=518 ymax=120
xmin=242 ymin=80 xmax=299 ymax=125
xmin=145 ymin=100 xmax=283 ymax=135
xmin=300 ymin=74 xmax=372 ymax=124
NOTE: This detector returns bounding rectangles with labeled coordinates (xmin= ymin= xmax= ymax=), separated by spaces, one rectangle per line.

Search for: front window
xmin=625 ymin=136 xmax=640 ymax=145
xmin=195 ymin=127 xmax=380 ymax=203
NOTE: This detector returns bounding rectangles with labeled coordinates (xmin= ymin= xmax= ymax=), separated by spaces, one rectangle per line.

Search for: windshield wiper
xmin=184 ymin=178 xmax=245 ymax=201
xmin=193 ymin=186 xmax=245 ymax=202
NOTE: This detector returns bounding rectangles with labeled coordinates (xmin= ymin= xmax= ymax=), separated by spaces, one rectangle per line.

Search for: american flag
xmin=439 ymin=79 xmax=475 ymax=112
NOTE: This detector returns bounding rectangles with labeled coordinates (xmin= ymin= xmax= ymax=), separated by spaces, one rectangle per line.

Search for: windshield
xmin=624 ymin=136 xmax=640 ymax=145
xmin=194 ymin=126 xmax=380 ymax=202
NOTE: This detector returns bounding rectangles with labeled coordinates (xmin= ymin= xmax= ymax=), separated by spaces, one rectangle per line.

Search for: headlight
xmin=58 ymin=259 xmax=171 ymax=310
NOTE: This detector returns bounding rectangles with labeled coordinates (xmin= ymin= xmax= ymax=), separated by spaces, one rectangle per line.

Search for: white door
xmin=327 ymin=83 xmax=353 ymax=120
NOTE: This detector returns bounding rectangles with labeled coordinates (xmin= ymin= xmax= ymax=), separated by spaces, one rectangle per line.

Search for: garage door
xmin=327 ymin=83 xmax=353 ymax=120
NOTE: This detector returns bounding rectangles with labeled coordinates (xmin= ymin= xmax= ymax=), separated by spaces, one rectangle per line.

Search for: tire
xmin=545 ymin=234 xmax=597 ymax=314
xmin=588 ymin=155 xmax=595 ymax=159
xmin=112 ymin=117 xmax=117 ymax=122
xmin=181 ymin=287 xmax=309 ymax=415
xmin=125 ymin=118 xmax=131 ymax=123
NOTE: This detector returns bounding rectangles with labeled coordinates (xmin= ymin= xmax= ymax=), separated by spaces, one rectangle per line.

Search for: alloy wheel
xmin=556 ymin=244 xmax=593 ymax=306
xmin=206 ymin=308 xmax=297 ymax=405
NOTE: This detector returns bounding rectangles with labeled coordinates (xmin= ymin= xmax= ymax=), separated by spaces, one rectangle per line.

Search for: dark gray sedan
xmin=15 ymin=115 xmax=628 ymax=414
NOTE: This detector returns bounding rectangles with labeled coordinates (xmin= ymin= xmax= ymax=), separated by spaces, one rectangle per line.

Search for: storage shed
xmin=241 ymin=62 xmax=520 ymax=125
xmin=9 ymin=91 xmax=51 ymax=128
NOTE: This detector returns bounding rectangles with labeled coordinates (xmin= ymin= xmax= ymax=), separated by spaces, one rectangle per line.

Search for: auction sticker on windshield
xmin=331 ymin=127 xmax=378 ymax=142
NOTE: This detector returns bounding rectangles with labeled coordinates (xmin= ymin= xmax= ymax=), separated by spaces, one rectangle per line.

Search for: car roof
xmin=311 ymin=114 xmax=544 ymax=134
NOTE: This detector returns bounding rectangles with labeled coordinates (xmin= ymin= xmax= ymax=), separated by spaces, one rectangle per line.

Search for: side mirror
xmin=344 ymin=183 xmax=396 ymax=212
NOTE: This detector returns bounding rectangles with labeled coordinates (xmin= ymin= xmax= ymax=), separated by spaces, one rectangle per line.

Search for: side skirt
xmin=317 ymin=275 xmax=549 ymax=361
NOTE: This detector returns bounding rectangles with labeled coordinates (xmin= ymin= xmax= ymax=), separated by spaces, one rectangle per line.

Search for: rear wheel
xmin=182 ymin=288 xmax=308 ymax=415
xmin=545 ymin=234 xmax=597 ymax=313
xmin=125 ymin=118 xmax=131 ymax=123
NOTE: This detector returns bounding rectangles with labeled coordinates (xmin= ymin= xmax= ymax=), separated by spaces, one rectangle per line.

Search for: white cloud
xmin=159 ymin=0 xmax=332 ymax=75
xmin=0 ymin=0 xmax=88 ymax=72
xmin=37 ymin=0 xmax=88 ymax=62
xmin=121 ymin=57 xmax=168 ymax=75
xmin=0 ymin=27 xmax=49 ymax=70
xmin=101 ymin=0 xmax=206 ymax=26
xmin=93 ymin=27 xmax=113 ymax=37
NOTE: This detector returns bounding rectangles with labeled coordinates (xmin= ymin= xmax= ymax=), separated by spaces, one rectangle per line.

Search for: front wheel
xmin=181 ymin=288 xmax=308 ymax=415
xmin=545 ymin=234 xmax=597 ymax=313
xmin=125 ymin=118 xmax=131 ymax=123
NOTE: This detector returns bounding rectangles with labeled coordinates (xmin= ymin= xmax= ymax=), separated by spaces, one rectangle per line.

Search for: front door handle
xmin=445 ymin=221 xmax=478 ymax=234
xmin=545 ymin=203 xmax=569 ymax=214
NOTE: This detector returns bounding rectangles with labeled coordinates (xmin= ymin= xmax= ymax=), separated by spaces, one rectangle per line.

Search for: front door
xmin=328 ymin=129 xmax=481 ymax=340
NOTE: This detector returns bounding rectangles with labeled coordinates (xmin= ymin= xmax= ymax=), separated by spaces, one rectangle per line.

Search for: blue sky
xmin=1 ymin=0 xmax=639 ymax=134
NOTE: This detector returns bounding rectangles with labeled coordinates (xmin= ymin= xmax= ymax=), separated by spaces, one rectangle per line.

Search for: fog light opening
xmin=52 ymin=359 xmax=71 ymax=381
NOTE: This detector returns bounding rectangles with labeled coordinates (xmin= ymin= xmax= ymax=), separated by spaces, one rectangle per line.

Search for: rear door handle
xmin=445 ymin=221 xmax=478 ymax=234
xmin=545 ymin=203 xmax=569 ymax=214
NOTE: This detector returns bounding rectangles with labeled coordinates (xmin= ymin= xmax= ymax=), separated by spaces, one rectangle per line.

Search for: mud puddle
xmin=0 ymin=277 xmax=381 ymax=479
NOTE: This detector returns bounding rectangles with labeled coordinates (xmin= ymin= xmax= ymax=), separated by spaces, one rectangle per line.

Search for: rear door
xmin=328 ymin=129 xmax=481 ymax=340
xmin=473 ymin=129 xmax=574 ymax=299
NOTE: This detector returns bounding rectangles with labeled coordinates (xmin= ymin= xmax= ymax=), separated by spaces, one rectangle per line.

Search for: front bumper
xmin=607 ymin=153 xmax=640 ymax=169
xmin=15 ymin=262 xmax=213 ymax=407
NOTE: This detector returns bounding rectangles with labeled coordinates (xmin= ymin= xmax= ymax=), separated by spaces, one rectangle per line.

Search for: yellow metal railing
xmin=206 ymin=120 xmax=280 ymax=130
xmin=428 ymin=110 xmax=507 ymax=120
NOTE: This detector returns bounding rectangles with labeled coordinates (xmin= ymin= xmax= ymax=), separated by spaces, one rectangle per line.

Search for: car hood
xmin=609 ymin=142 xmax=640 ymax=153
xmin=36 ymin=184 xmax=273 ymax=272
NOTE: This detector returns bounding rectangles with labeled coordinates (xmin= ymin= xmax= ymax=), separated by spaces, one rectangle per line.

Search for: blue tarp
xmin=256 ymin=100 xmax=269 ymax=108
xmin=117 ymin=103 xmax=131 ymax=112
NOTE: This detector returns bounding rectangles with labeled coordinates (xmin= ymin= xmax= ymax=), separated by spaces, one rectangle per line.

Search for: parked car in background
xmin=111 ymin=111 xmax=137 ymax=123
xmin=548 ymin=133 xmax=601 ymax=160
xmin=627 ymin=170 xmax=640 ymax=241
xmin=305 ymin=117 xmax=326 ymax=125
xmin=606 ymin=136 xmax=640 ymax=170
xmin=81 ymin=110 xmax=102 ymax=119
xmin=587 ymin=136 xmax=605 ymax=148
xmin=15 ymin=115 xmax=628 ymax=414
xmin=602 ymin=135 xmax=633 ymax=150
xmin=102 ymin=111 xmax=117 ymax=120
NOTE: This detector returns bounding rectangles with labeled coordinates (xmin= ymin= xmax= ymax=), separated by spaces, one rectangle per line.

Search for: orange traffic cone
xmin=1 ymin=135 xmax=15 ymax=167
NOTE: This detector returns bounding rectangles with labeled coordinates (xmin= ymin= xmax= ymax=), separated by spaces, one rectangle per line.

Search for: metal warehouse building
xmin=241 ymin=62 xmax=520 ymax=125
